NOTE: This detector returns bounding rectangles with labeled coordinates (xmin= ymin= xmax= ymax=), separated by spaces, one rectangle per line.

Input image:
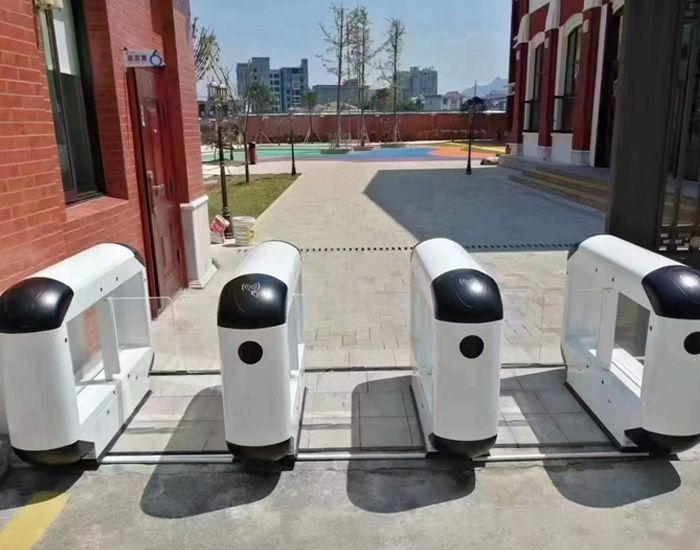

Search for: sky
xmin=190 ymin=0 xmax=512 ymax=96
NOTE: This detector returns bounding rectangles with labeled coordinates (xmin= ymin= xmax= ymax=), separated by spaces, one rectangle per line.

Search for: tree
xmin=191 ymin=18 xmax=219 ymax=81
xmin=347 ymin=6 xmax=378 ymax=146
xmin=372 ymin=87 xmax=392 ymax=112
xmin=398 ymin=98 xmax=420 ymax=112
xmin=302 ymin=91 xmax=320 ymax=142
xmin=319 ymin=4 xmax=348 ymax=148
xmin=381 ymin=18 xmax=406 ymax=142
xmin=248 ymin=81 xmax=274 ymax=143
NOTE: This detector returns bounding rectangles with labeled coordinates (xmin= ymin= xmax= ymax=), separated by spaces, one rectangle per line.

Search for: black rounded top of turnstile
xmin=218 ymin=273 xmax=288 ymax=329
xmin=642 ymin=265 xmax=700 ymax=320
xmin=0 ymin=277 xmax=74 ymax=334
xmin=431 ymin=268 xmax=503 ymax=323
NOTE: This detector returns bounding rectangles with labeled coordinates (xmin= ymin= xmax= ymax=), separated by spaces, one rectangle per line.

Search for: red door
xmin=129 ymin=68 xmax=185 ymax=308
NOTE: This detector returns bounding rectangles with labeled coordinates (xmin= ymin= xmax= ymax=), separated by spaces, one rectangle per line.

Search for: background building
xmin=312 ymin=79 xmax=369 ymax=109
xmin=399 ymin=66 xmax=438 ymax=99
xmin=236 ymin=57 xmax=308 ymax=112
xmin=505 ymin=0 xmax=624 ymax=167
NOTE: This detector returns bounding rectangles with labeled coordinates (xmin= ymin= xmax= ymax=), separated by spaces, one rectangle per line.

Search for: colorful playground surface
xmin=201 ymin=141 xmax=505 ymax=163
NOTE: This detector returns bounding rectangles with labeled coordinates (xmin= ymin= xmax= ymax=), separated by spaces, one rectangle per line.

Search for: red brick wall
xmin=0 ymin=0 xmax=71 ymax=290
xmin=227 ymin=112 xmax=507 ymax=144
xmin=0 ymin=0 xmax=202 ymax=292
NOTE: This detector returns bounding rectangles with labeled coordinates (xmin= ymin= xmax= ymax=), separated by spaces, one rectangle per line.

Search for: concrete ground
xmin=2 ymin=457 xmax=700 ymax=549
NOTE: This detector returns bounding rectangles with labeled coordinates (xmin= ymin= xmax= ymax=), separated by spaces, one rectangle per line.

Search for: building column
xmin=608 ymin=0 xmax=684 ymax=251
xmin=538 ymin=29 xmax=559 ymax=159
xmin=161 ymin=0 xmax=217 ymax=288
xmin=538 ymin=0 xmax=560 ymax=159
xmin=509 ymin=14 xmax=530 ymax=154
xmin=571 ymin=0 xmax=602 ymax=165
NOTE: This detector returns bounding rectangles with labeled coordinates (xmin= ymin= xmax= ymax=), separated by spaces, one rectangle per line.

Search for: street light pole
xmin=290 ymin=113 xmax=297 ymax=176
xmin=211 ymin=82 xmax=234 ymax=238
xmin=466 ymin=110 xmax=473 ymax=175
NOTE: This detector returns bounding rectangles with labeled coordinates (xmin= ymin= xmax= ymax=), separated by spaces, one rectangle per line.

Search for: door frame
xmin=127 ymin=67 xmax=187 ymax=312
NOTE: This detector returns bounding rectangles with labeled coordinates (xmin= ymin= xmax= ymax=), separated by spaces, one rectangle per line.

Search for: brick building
xmin=0 ymin=0 xmax=214 ymax=299
xmin=506 ymin=0 xmax=624 ymax=167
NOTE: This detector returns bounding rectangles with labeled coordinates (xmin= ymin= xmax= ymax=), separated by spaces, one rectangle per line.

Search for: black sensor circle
xmin=238 ymin=341 xmax=263 ymax=364
xmin=460 ymin=335 xmax=484 ymax=359
xmin=684 ymin=332 xmax=700 ymax=355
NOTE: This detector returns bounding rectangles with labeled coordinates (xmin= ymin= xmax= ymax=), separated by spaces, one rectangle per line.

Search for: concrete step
xmin=509 ymin=174 xmax=608 ymax=211
xmin=524 ymin=169 xmax=609 ymax=194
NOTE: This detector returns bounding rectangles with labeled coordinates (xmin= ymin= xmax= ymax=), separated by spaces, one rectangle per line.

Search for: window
xmin=39 ymin=0 xmax=104 ymax=203
xmin=564 ymin=26 xmax=582 ymax=96
xmin=526 ymin=43 xmax=544 ymax=131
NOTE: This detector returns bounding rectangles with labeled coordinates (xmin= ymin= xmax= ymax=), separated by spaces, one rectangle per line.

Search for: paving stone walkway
xmin=156 ymin=160 xmax=603 ymax=369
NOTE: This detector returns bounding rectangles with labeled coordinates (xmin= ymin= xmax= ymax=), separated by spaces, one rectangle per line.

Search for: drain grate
xmin=230 ymin=243 xmax=576 ymax=254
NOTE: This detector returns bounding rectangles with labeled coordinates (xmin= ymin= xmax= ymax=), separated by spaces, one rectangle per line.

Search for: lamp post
xmin=466 ymin=109 xmax=474 ymax=175
xmin=463 ymin=96 xmax=485 ymax=176
xmin=289 ymin=112 xmax=297 ymax=175
xmin=210 ymin=82 xmax=234 ymax=239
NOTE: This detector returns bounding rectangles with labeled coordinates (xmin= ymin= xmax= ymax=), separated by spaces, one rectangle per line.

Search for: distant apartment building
xmin=484 ymin=90 xmax=508 ymax=112
xmin=398 ymin=66 xmax=438 ymax=99
xmin=421 ymin=91 xmax=464 ymax=111
xmin=312 ymin=79 xmax=369 ymax=108
xmin=236 ymin=57 xmax=308 ymax=112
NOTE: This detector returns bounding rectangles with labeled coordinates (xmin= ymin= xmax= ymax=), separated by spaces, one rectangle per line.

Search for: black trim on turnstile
xmin=625 ymin=427 xmax=700 ymax=455
xmin=218 ymin=273 xmax=288 ymax=329
xmin=429 ymin=434 xmax=497 ymax=459
xmin=13 ymin=440 xmax=94 ymax=466
xmin=0 ymin=277 xmax=74 ymax=334
xmin=642 ymin=265 xmax=700 ymax=319
xmin=431 ymin=269 xmax=503 ymax=323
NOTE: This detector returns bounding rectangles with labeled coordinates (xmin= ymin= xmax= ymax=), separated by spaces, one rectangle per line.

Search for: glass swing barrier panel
xmin=108 ymin=295 xmax=221 ymax=373
xmin=500 ymin=287 xmax=567 ymax=365
xmin=303 ymin=288 xmax=568 ymax=367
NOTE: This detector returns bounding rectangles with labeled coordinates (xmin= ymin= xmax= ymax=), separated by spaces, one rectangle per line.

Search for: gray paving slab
xmin=110 ymin=367 xmax=613 ymax=454
xmin=553 ymin=412 xmax=611 ymax=445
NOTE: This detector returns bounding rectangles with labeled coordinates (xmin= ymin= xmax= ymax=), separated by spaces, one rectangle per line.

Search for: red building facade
xmin=506 ymin=0 xmax=624 ymax=167
xmin=0 ymin=0 xmax=214 ymax=297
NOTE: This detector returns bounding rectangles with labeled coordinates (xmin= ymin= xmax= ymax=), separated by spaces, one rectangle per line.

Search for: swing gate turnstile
xmin=4 ymin=236 xmax=700 ymax=465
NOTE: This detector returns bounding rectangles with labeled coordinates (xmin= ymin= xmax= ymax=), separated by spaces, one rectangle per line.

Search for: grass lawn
xmin=206 ymin=173 xmax=299 ymax=221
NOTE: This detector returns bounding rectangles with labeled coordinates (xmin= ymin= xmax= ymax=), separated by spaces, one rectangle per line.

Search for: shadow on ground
xmin=546 ymin=459 xmax=682 ymax=507
xmin=0 ymin=466 xmax=82 ymax=512
xmin=363 ymin=168 xmax=604 ymax=248
xmin=346 ymin=459 xmax=476 ymax=513
xmin=138 ymin=387 xmax=282 ymax=519
xmin=345 ymin=377 xmax=475 ymax=513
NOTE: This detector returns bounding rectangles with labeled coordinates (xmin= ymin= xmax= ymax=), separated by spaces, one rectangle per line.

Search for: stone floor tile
xmin=315 ymin=371 xmax=369 ymax=393
xmin=357 ymin=391 xmax=407 ymax=418
xmin=499 ymin=369 xmax=522 ymax=391
xmin=506 ymin=414 xmax=568 ymax=447
xmin=305 ymin=392 xmax=358 ymax=419
xmin=495 ymin=424 xmax=517 ymax=447
xmin=349 ymin=349 xmax=397 ymax=368
xmin=301 ymin=417 xmax=360 ymax=450
xmin=149 ymin=375 xmax=220 ymax=397
xmin=360 ymin=417 xmax=417 ymax=449
xmin=552 ymin=413 xmax=611 ymax=445
xmin=513 ymin=367 xmax=566 ymax=390
xmin=499 ymin=391 xmax=547 ymax=418
xmin=535 ymin=388 xmax=584 ymax=414
xmin=111 ymin=421 xmax=216 ymax=453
